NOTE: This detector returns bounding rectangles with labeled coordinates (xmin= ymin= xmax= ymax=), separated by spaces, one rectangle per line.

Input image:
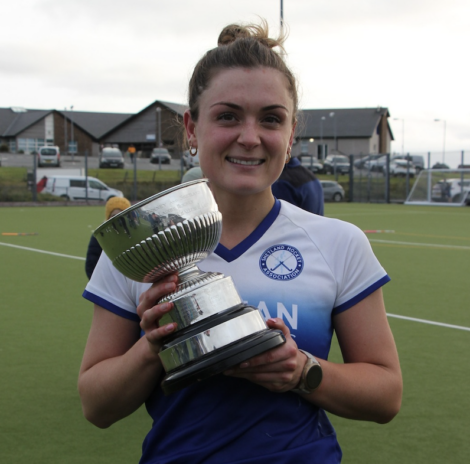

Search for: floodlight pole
xmin=70 ymin=105 xmax=75 ymax=161
xmin=434 ymin=119 xmax=446 ymax=164
xmin=280 ymin=0 xmax=284 ymax=33
xmin=393 ymin=118 xmax=404 ymax=157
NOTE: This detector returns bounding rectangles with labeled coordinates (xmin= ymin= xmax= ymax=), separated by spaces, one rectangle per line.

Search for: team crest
xmin=259 ymin=244 xmax=304 ymax=281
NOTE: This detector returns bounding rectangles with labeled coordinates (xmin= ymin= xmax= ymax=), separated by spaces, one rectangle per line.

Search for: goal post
xmin=404 ymin=169 xmax=470 ymax=206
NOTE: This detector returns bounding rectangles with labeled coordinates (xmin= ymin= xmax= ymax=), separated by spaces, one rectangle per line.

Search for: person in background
xmin=272 ymin=154 xmax=324 ymax=215
xmin=181 ymin=166 xmax=204 ymax=183
xmin=85 ymin=196 xmax=131 ymax=279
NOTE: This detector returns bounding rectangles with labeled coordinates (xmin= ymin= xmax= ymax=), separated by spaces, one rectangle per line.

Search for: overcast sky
xmin=1 ymin=0 xmax=469 ymax=166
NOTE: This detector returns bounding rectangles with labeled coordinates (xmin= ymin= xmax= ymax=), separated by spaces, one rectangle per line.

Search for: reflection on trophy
xmin=94 ymin=180 xmax=285 ymax=394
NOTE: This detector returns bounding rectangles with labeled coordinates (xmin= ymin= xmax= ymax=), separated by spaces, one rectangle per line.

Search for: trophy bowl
xmin=94 ymin=180 xmax=285 ymax=394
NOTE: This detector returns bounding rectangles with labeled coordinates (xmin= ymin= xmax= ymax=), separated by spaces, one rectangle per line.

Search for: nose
xmin=237 ymin=119 xmax=260 ymax=151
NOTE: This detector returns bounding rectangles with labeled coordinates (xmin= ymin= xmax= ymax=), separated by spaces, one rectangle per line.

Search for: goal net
xmin=405 ymin=169 xmax=470 ymax=206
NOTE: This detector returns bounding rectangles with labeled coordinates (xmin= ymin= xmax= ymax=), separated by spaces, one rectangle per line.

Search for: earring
xmin=189 ymin=143 xmax=198 ymax=156
xmin=285 ymin=147 xmax=292 ymax=163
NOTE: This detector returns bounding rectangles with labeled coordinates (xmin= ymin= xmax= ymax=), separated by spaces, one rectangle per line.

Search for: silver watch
xmin=291 ymin=349 xmax=323 ymax=394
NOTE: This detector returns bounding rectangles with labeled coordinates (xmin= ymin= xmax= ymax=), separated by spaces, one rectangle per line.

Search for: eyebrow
xmin=210 ymin=102 xmax=289 ymax=112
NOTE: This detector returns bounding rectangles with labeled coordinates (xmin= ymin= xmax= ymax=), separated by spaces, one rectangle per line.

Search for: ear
xmin=288 ymin=121 xmax=297 ymax=149
xmin=184 ymin=110 xmax=197 ymax=148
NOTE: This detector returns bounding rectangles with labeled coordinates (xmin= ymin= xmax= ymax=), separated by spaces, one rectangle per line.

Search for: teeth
xmin=227 ymin=157 xmax=263 ymax=166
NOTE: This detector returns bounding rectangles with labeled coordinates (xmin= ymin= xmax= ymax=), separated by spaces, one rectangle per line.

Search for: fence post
xmin=32 ymin=153 xmax=37 ymax=202
xmin=385 ymin=153 xmax=390 ymax=203
xmin=349 ymin=154 xmax=354 ymax=202
xmin=85 ymin=150 xmax=89 ymax=202
xmin=133 ymin=150 xmax=137 ymax=201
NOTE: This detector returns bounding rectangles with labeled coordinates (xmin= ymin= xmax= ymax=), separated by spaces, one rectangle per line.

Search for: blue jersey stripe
xmin=82 ymin=289 xmax=141 ymax=322
xmin=332 ymin=274 xmax=391 ymax=316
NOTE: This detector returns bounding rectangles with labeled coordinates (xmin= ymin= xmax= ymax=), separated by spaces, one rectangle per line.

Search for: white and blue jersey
xmin=83 ymin=199 xmax=389 ymax=464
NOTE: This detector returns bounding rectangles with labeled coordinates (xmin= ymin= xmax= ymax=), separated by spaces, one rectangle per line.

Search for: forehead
xmin=202 ymin=66 xmax=294 ymax=110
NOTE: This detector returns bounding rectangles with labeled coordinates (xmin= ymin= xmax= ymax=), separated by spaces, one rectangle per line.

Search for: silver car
xmin=320 ymin=180 xmax=344 ymax=202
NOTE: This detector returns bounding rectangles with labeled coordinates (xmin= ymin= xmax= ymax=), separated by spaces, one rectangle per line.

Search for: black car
xmin=323 ymin=155 xmax=350 ymax=174
xmin=99 ymin=147 xmax=124 ymax=168
xmin=150 ymin=148 xmax=171 ymax=164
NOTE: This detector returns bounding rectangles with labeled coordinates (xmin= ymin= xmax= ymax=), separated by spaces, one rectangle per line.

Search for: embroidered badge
xmin=259 ymin=244 xmax=304 ymax=281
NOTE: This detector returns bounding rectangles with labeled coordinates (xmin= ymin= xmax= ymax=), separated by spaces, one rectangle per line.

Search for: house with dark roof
xmin=0 ymin=106 xmax=132 ymax=156
xmin=100 ymin=100 xmax=187 ymax=157
xmin=1 ymin=103 xmax=393 ymax=160
xmin=293 ymin=107 xmax=394 ymax=159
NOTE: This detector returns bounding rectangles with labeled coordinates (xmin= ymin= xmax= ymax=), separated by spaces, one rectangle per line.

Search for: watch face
xmin=306 ymin=364 xmax=323 ymax=390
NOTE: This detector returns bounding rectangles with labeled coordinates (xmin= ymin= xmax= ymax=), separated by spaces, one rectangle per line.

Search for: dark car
xmin=300 ymin=155 xmax=323 ymax=174
xmin=99 ymin=147 xmax=124 ymax=168
xmin=150 ymin=148 xmax=171 ymax=164
xmin=320 ymin=180 xmax=344 ymax=202
xmin=323 ymin=155 xmax=350 ymax=175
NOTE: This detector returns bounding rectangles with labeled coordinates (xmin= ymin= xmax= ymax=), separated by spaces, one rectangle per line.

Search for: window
xmin=89 ymin=180 xmax=107 ymax=190
xmin=70 ymin=180 xmax=86 ymax=188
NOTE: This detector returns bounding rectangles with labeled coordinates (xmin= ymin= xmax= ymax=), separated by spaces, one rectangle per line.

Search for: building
xmin=293 ymin=107 xmax=394 ymax=159
xmin=1 ymin=104 xmax=393 ymax=160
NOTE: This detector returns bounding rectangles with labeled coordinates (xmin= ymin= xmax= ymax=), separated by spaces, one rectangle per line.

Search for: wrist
xmin=291 ymin=349 xmax=323 ymax=394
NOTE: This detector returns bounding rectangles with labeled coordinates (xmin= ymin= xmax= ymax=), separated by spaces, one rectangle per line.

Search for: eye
xmin=263 ymin=115 xmax=281 ymax=124
xmin=217 ymin=112 xmax=237 ymax=122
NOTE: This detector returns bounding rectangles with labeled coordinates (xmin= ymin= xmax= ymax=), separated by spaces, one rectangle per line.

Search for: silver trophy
xmin=94 ymin=180 xmax=285 ymax=394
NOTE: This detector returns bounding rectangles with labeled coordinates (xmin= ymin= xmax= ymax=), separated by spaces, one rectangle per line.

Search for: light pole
xmin=63 ymin=107 xmax=68 ymax=156
xmin=393 ymin=118 xmax=404 ymax=157
xmin=70 ymin=105 xmax=75 ymax=161
xmin=156 ymin=107 xmax=162 ymax=148
xmin=434 ymin=119 xmax=446 ymax=164
xmin=320 ymin=116 xmax=325 ymax=160
xmin=280 ymin=0 xmax=284 ymax=33
xmin=329 ymin=112 xmax=337 ymax=152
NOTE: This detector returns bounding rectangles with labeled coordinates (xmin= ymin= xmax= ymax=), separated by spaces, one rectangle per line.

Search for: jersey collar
xmin=214 ymin=199 xmax=281 ymax=263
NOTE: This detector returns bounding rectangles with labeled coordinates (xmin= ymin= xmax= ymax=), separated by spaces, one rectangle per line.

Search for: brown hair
xmin=188 ymin=20 xmax=298 ymax=124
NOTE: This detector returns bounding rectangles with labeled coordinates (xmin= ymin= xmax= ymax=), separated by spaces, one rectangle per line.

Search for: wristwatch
xmin=291 ymin=350 xmax=323 ymax=394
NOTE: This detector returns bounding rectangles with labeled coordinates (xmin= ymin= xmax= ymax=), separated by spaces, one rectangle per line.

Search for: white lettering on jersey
xmin=277 ymin=302 xmax=298 ymax=330
xmin=256 ymin=301 xmax=298 ymax=331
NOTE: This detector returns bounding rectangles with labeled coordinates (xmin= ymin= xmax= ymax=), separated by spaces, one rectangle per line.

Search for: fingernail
xmin=164 ymin=323 xmax=176 ymax=333
xmin=240 ymin=362 xmax=249 ymax=368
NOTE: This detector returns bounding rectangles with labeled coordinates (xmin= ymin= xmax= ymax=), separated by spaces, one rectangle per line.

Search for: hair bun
xmin=217 ymin=21 xmax=285 ymax=51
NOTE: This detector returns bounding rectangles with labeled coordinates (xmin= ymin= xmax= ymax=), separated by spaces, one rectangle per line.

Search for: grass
xmin=0 ymin=202 xmax=469 ymax=463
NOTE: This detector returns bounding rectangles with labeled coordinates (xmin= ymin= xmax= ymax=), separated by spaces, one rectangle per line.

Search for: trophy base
xmin=161 ymin=329 xmax=286 ymax=395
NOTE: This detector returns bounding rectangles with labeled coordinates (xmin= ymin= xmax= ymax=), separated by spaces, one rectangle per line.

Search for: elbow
xmin=82 ymin=407 xmax=114 ymax=429
xmin=375 ymin=381 xmax=403 ymax=424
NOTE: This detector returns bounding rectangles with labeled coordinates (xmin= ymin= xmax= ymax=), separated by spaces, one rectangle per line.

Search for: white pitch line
xmin=2 ymin=241 xmax=468 ymax=332
xmin=387 ymin=313 xmax=470 ymax=332
xmin=0 ymin=241 xmax=85 ymax=260
xmin=369 ymin=239 xmax=470 ymax=250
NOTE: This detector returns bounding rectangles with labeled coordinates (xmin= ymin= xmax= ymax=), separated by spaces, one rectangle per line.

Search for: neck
xmin=213 ymin=189 xmax=275 ymax=250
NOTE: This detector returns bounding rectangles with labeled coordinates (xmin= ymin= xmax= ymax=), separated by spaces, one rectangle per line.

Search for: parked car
xmin=353 ymin=154 xmax=382 ymax=170
xmin=99 ymin=147 xmax=124 ymax=168
xmin=392 ymin=155 xmax=425 ymax=173
xmin=365 ymin=155 xmax=388 ymax=172
xmin=323 ymin=155 xmax=350 ymax=175
xmin=300 ymin=155 xmax=323 ymax=174
xmin=42 ymin=175 xmax=123 ymax=201
xmin=432 ymin=162 xmax=450 ymax=169
xmin=320 ymin=180 xmax=344 ymax=202
xmin=431 ymin=178 xmax=470 ymax=204
xmin=182 ymin=150 xmax=200 ymax=168
xmin=384 ymin=160 xmax=416 ymax=177
xmin=150 ymin=148 xmax=171 ymax=164
xmin=38 ymin=146 xmax=60 ymax=167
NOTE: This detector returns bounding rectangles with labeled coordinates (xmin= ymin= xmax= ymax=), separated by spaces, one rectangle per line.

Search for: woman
xmin=79 ymin=21 xmax=402 ymax=463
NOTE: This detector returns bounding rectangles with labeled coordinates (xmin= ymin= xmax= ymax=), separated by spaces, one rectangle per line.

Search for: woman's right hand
xmin=137 ymin=273 xmax=179 ymax=355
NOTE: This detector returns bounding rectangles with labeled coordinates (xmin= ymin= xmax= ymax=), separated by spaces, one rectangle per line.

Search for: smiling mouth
xmin=227 ymin=157 xmax=264 ymax=166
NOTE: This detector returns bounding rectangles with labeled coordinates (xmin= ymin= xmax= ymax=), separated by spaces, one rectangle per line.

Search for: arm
xmin=78 ymin=274 xmax=178 ymax=428
xmin=225 ymin=288 xmax=402 ymax=424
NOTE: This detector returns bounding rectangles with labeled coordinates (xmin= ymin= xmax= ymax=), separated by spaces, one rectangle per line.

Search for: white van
xmin=43 ymin=175 xmax=123 ymax=201
xmin=38 ymin=146 xmax=61 ymax=167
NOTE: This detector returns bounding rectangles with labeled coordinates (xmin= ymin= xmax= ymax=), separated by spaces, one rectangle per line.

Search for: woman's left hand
xmin=224 ymin=318 xmax=306 ymax=392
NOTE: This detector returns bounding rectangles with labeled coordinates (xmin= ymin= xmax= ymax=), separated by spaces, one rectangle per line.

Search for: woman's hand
xmin=224 ymin=318 xmax=307 ymax=392
xmin=137 ymin=273 xmax=179 ymax=355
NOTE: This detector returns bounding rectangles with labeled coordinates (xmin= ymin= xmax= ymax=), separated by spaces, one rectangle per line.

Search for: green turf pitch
xmin=0 ymin=203 xmax=469 ymax=463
